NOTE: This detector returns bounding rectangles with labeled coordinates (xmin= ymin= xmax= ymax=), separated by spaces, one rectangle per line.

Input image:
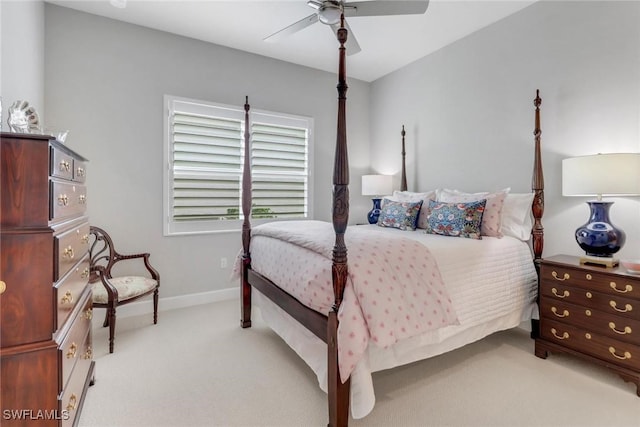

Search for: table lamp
xmin=362 ymin=174 xmax=393 ymax=224
xmin=562 ymin=153 xmax=640 ymax=267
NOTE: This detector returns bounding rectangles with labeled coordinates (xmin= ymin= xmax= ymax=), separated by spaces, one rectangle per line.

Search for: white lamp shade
xmin=562 ymin=153 xmax=640 ymax=197
xmin=362 ymin=174 xmax=393 ymax=196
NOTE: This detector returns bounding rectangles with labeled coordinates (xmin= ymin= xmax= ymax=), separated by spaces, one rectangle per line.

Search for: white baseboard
xmin=94 ymin=287 xmax=239 ymax=320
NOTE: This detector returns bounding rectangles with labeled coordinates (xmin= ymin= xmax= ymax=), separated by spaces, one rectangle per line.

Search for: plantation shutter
xmin=251 ymin=122 xmax=308 ymax=219
xmin=171 ymin=108 xmax=243 ymax=221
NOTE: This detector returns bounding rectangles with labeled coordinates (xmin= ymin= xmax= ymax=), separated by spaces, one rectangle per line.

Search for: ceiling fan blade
xmin=330 ymin=20 xmax=362 ymax=56
xmin=264 ymin=13 xmax=319 ymax=43
xmin=343 ymin=0 xmax=429 ymax=18
xmin=307 ymin=0 xmax=323 ymax=10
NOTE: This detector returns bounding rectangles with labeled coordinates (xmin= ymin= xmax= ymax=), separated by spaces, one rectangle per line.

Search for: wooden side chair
xmin=88 ymin=225 xmax=160 ymax=353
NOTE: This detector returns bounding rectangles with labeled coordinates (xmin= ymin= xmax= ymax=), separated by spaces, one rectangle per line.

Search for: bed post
xmin=241 ymin=96 xmax=252 ymax=328
xmin=328 ymin=14 xmax=351 ymax=427
xmin=531 ymin=89 xmax=544 ymax=338
xmin=531 ymin=89 xmax=544 ymax=262
xmin=400 ymin=125 xmax=408 ymax=192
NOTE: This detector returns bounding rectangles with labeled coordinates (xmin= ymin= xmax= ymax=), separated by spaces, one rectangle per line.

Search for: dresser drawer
xmin=59 ymin=341 xmax=92 ymax=427
xmin=55 ymin=222 xmax=90 ymax=281
xmin=540 ymin=281 xmax=581 ymax=304
xmin=59 ymin=293 xmax=92 ymax=392
xmin=74 ymin=159 xmax=87 ymax=184
xmin=541 ymin=281 xmax=638 ymax=321
xmin=541 ymin=263 xmax=640 ymax=300
xmin=541 ymin=318 xmax=640 ymax=371
xmin=50 ymin=181 xmax=88 ymax=222
xmin=50 ymin=146 xmax=74 ymax=181
xmin=540 ymin=296 xmax=640 ymax=346
xmin=55 ymin=254 xmax=90 ymax=331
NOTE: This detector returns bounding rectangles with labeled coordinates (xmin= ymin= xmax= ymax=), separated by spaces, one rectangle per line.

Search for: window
xmin=164 ymin=95 xmax=313 ymax=235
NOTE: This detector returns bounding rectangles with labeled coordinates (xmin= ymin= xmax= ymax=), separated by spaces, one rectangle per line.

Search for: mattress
xmin=248 ymin=224 xmax=538 ymax=419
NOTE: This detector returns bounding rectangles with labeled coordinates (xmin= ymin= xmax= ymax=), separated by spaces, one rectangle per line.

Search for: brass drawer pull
xmin=0 ymin=280 xmax=6 ymax=295
xmin=84 ymin=308 xmax=93 ymax=320
xmin=61 ymin=290 xmax=73 ymax=304
xmin=63 ymin=246 xmax=75 ymax=260
xmin=66 ymin=342 xmax=77 ymax=359
xmin=59 ymin=160 xmax=71 ymax=172
xmin=610 ymin=300 xmax=633 ymax=313
xmin=81 ymin=267 xmax=90 ymax=279
xmin=66 ymin=394 xmax=77 ymax=412
xmin=552 ymin=288 xmax=569 ymax=298
xmin=77 ymin=166 xmax=85 ymax=177
xmin=609 ymin=322 xmax=632 ymax=335
xmin=57 ymin=193 xmax=69 ymax=206
xmin=610 ymin=282 xmax=633 ymax=293
xmin=552 ymin=271 xmax=570 ymax=281
xmin=83 ymin=346 xmax=93 ymax=360
xmin=551 ymin=307 xmax=569 ymax=318
xmin=608 ymin=346 xmax=632 ymax=361
xmin=551 ymin=328 xmax=569 ymax=340
xmin=78 ymin=194 xmax=87 ymax=204
xmin=81 ymin=233 xmax=90 ymax=244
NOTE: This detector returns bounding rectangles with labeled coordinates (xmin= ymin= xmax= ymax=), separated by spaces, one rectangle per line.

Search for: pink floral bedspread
xmin=242 ymin=221 xmax=458 ymax=382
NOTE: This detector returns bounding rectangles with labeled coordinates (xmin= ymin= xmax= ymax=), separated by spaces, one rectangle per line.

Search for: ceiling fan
xmin=264 ymin=1 xmax=430 ymax=55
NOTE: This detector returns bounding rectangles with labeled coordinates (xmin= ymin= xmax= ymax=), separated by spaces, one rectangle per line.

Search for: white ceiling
xmin=45 ymin=0 xmax=538 ymax=82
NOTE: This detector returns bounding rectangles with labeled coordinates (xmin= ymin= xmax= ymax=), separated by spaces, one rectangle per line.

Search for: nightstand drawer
xmin=540 ymin=296 xmax=640 ymax=345
xmin=541 ymin=263 xmax=640 ymax=300
xmin=541 ymin=319 xmax=640 ymax=371
xmin=541 ymin=282 xmax=638 ymax=321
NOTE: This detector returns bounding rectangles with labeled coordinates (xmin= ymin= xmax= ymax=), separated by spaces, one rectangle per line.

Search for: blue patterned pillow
xmin=377 ymin=199 xmax=423 ymax=231
xmin=424 ymin=199 xmax=486 ymax=239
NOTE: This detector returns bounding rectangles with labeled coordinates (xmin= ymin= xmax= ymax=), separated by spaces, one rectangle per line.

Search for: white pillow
xmin=438 ymin=188 xmax=510 ymax=238
xmin=386 ymin=190 xmax=436 ymax=229
xmin=501 ymin=193 xmax=535 ymax=241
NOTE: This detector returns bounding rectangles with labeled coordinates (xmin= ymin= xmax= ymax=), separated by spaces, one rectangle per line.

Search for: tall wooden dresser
xmin=1 ymin=132 xmax=95 ymax=426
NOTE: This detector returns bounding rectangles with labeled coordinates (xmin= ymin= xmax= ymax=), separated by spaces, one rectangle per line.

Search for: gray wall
xmin=5 ymin=1 xmax=640 ymax=311
xmin=43 ymin=4 xmax=371 ymax=305
xmin=370 ymin=0 xmax=640 ymax=260
xmin=1 ymin=0 xmax=45 ymax=128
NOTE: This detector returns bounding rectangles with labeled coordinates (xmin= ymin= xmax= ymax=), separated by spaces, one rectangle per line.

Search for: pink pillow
xmin=437 ymin=188 xmax=509 ymax=237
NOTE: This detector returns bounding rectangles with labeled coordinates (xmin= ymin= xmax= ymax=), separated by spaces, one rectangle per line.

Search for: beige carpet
xmin=78 ymin=298 xmax=638 ymax=427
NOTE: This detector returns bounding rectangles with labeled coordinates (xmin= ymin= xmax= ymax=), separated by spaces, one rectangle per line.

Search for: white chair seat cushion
xmin=92 ymin=276 xmax=157 ymax=304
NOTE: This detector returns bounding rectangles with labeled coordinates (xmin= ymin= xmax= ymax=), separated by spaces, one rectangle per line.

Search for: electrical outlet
xmin=220 ymin=257 xmax=228 ymax=269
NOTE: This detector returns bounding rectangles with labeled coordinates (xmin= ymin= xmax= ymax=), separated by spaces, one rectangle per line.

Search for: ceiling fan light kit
xmin=266 ymin=0 xmax=430 ymax=55
xmin=318 ymin=4 xmax=342 ymax=25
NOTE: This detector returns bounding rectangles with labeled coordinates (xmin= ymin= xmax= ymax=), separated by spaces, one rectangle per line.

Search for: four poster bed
xmin=238 ymin=18 xmax=544 ymax=427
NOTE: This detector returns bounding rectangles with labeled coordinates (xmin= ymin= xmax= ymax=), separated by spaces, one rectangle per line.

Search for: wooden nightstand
xmin=535 ymin=255 xmax=640 ymax=396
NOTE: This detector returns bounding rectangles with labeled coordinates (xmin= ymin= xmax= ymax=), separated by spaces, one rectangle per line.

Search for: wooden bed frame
xmin=240 ymin=16 xmax=544 ymax=427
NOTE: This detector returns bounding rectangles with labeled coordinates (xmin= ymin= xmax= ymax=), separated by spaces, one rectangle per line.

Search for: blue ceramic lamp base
xmin=576 ymin=201 xmax=625 ymax=267
xmin=367 ymin=198 xmax=382 ymax=224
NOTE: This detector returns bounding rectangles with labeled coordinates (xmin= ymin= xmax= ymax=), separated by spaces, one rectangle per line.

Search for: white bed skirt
xmin=254 ymin=290 xmax=537 ymax=419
